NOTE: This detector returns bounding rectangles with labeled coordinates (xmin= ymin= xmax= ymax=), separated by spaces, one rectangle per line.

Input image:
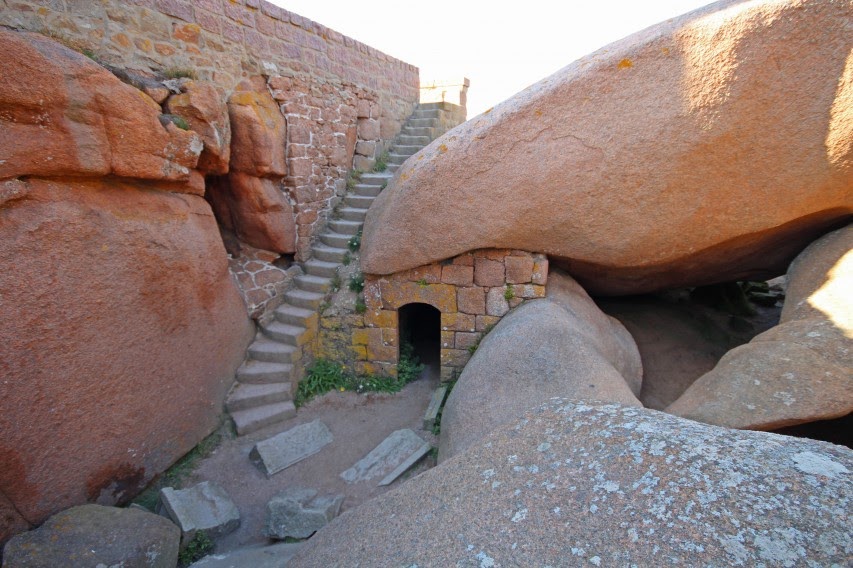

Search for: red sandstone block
xmin=452 ymin=253 xmax=474 ymax=267
xmin=256 ymin=13 xmax=276 ymax=36
xmin=441 ymin=265 xmax=474 ymax=286
xmin=405 ymin=264 xmax=441 ymax=284
xmin=195 ymin=10 xmax=221 ymax=34
xmin=260 ymin=1 xmax=283 ymax=19
xmin=155 ymin=0 xmax=194 ymax=22
xmin=456 ymin=287 xmax=485 ymax=315
xmin=220 ymin=18 xmax=244 ymax=43
xmin=224 ymin=2 xmax=255 ymax=27
xmin=505 ymin=256 xmax=534 ymax=284
xmin=474 ymin=258 xmax=505 ymax=287
xmin=194 ymin=0 xmax=223 ymax=15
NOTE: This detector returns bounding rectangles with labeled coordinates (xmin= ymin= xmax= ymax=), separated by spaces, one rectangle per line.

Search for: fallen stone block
xmin=341 ymin=429 xmax=429 ymax=484
xmin=3 ymin=504 xmax=179 ymax=568
xmin=379 ymin=442 xmax=432 ymax=487
xmin=250 ymin=420 xmax=334 ymax=477
xmin=423 ymin=385 xmax=448 ymax=430
xmin=189 ymin=541 xmax=303 ymax=567
xmin=159 ymin=481 xmax=240 ymax=541
xmin=265 ymin=488 xmax=345 ymax=540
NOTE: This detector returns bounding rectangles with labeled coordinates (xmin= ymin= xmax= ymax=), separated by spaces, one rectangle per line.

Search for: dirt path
xmin=188 ymin=365 xmax=440 ymax=553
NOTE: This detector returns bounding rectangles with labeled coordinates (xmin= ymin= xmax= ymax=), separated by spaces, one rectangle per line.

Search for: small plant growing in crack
xmin=348 ymin=272 xmax=365 ymax=293
xmin=416 ymin=278 xmax=429 ymax=288
xmin=347 ymin=229 xmax=362 ymax=252
xmin=164 ymin=66 xmax=197 ymax=80
xmin=354 ymin=295 xmax=367 ymax=314
xmin=380 ymin=180 xmax=387 ymax=190
xmin=318 ymin=300 xmax=331 ymax=315
xmin=341 ymin=250 xmax=352 ymax=266
xmin=373 ymin=151 xmax=390 ymax=172
xmin=346 ymin=169 xmax=363 ymax=190
xmin=329 ymin=272 xmax=341 ymax=293
xmin=504 ymin=284 xmax=515 ymax=301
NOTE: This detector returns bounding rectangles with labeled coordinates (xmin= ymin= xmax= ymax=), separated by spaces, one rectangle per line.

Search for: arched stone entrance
xmin=398 ymin=303 xmax=441 ymax=373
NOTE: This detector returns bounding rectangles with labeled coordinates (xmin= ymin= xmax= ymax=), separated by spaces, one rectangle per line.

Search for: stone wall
xmin=1 ymin=0 xmax=421 ymax=313
xmin=353 ymin=250 xmax=549 ymax=380
xmin=0 ymin=0 xmax=419 ymax=130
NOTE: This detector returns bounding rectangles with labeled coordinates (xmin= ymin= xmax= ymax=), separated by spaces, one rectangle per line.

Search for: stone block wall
xmin=358 ymin=250 xmax=549 ymax=381
xmin=0 ymin=0 xmax=419 ymax=125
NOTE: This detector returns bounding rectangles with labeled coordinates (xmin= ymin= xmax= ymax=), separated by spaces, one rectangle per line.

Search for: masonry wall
xmin=321 ymin=250 xmax=549 ymax=381
xmin=0 ymin=0 xmax=419 ymax=135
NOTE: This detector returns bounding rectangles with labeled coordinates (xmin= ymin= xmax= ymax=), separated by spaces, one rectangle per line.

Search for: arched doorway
xmin=398 ymin=303 xmax=441 ymax=377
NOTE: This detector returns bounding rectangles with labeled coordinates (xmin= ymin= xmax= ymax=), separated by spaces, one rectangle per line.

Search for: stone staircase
xmin=226 ymin=103 xmax=463 ymax=435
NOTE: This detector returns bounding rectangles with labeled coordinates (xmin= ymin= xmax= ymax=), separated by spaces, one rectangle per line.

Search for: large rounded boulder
xmin=439 ymin=270 xmax=642 ymax=460
xmin=361 ymin=0 xmax=852 ymax=295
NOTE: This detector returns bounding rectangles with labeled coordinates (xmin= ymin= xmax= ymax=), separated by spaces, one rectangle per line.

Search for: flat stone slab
xmin=423 ymin=385 xmax=448 ymax=430
xmin=266 ymin=488 xmax=344 ymax=540
xmin=251 ymin=420 xmax=333 ymax=477
xmin=379 ymin=442 xmax=431 ymax=487
xmin=340 ymin=429 xmax=429 ymax=484
xmin=189 ymin=542 xmax=303 ymax=567
xmin=159 ymin=481 xmax=240 ymax=539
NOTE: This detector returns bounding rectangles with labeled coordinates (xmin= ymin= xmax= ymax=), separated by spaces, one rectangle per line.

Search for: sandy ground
xmin=188 ymin=364 xmax=440 ymax=554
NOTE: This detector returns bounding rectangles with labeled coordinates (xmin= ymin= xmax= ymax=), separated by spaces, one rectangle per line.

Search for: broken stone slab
xmin=188 ymin=541 xmax=304 ymax=567
xmin=265 ymin=488 xmax=345 ymax=540
xmin=250 ymin=420 xmax=333 ymax=477
xmin=423 ymin=385 xmax=448 ymax=430
xmin=3 ymin=504 xmax=179 ymax=568
xmin=379 ymin=441 xmax=431 ymax=487
xmin=159 ymin=481 xmax=240 ymax=541
xmin=340 ymin=429 xmax=429 ymax=484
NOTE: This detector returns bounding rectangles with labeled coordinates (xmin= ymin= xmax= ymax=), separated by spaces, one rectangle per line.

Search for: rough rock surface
xmin=207 ymin=78 xmax=295 ymax=253
xmin=3 ymin=504 xmax=179 ymax=568
xmin=164 ymin=80 xmax=231 ymax=175
xmin=440 ymin=270 xmax=642 ymax=460
xmin=0 ymin=30 xmax=203 ymax=193
xmin=668 ymin=225 xmax=853 ymax=429
xmin=290 ymin=401 xmax=853 ymax=567
xmin=361 ymin=0 xmax=853 ymax=295
xmin=0 ymin=27 xmax=252 ymax=540
xmin=265 ymin=488 xmax=344 ymax=540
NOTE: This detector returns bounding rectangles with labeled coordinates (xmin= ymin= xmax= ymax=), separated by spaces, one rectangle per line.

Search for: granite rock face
xmin=207 ymin=77 xmax=295 ymax=253
xmin=668 ymin=224 xmax=853 ymax=429
xmin=361 ymin=0 xmax=853 ymax=295
xmin=440 ymin=270 xmax=642 ymax=460
xmin=0 ymin=29 xmax=252 ymax=543
xmin=0 ymin=30 xmax=204 ymax=192
xmin=3 ymin=505 xmax=179 ymax=568
xmin=291 ymin=401 xmax=853 ymax=567
xmin=164 ymin=80 xmax=231 ymax=175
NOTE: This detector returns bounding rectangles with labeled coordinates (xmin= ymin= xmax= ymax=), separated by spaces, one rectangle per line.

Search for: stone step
xmin=392 ymin=145 xmax=422 ymax=156
xmin=237 ymin=360 xmax=294 ymax=384
xmin=319 ymin=231 xmax=351 ymax=249
xmin=328 ymin=219 xmax=362 ymax=236
xmin=353 ymin=183 xmax=382 ymax=197
xmin=231 ymin=401 xmax=296 ymax=436
xmin=408 ymin=117 xmax=439 ymax=128
xmin=304 ymin=259 xmax=339 ymax=278
xmin=274 ymin=304 xmax=317 ymax=327
xmin=313 ymin=244 xmax=348 ymax=263
xmin=388 ymin=153 xmax=410 ymax=165
xmin=412 ymin=108 xmax=440 ymax=119
xmin=338 ymin=207 xmax=368 ymax=222
xmin=397 ymin=135 xmax=430 ymax=145
xmin=284 ymin=289 xmax=325 ymax=310
xmin=360 ymin=172 xmax=392 ymax=186
xmin=248 ymin=338 xmax=300 ymax=364
xmin=226 ymin=382 xmax=292 ymax=412
xmin=388 ymin=163 xmax=400 ymax=173
xmin=295 ymin=274 xmax=332 ymax=294
xmin=262 ymin=320 xmax=311 ymax=345
xmin=345 ymin=194 xmax=375 ymax=209
xmin=402 ymin=126 xmax=434 ymax=137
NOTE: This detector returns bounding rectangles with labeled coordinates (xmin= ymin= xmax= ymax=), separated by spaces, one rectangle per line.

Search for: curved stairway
xmin=227 ymin=103 xmax=458 ymax=435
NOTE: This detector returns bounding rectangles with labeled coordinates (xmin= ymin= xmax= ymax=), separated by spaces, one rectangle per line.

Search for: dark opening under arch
xmin=398 ymin=303 xmax=441 ymax=375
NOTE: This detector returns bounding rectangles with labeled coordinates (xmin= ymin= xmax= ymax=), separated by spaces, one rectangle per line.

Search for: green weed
xmin=373 ymin=151 xmax=390 ymax=172
xmin=178 ymin=532 xmax=214 ymax=567
xmin=354 ymin=296 xmax=367 ymax=314
xmin=348 ymin=272 xmax=365 ymax=293
xmin=164 ymin=67 xmax=197 ymax=80
xmin=342 ymin=251 xmax=352 ymax=266
xmin=504 ymin=284 xmax=515 ymax=301
xmin=347 ymin=229 xmax=362 ymax=252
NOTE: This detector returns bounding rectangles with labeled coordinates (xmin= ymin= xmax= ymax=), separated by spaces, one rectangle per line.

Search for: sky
xmin=269 ymin=0 xmax=716 ymax=117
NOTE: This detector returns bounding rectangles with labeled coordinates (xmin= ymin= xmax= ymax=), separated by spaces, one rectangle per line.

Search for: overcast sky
xmin=271 ymin=1 xmax=716 ymax=117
